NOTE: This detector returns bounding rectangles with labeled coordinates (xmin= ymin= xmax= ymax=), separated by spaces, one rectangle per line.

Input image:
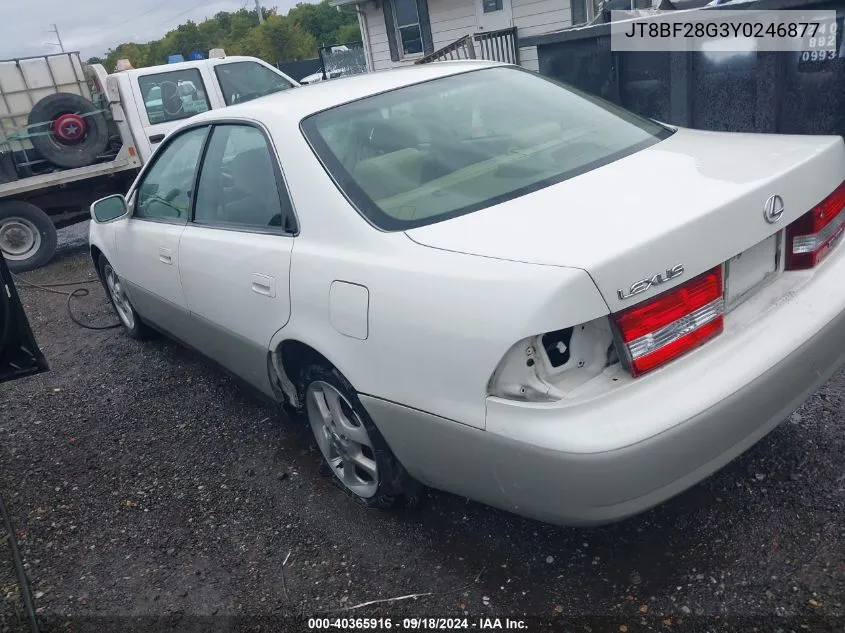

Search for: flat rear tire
xmin=300 ymin=363 xmax=423 ymax=510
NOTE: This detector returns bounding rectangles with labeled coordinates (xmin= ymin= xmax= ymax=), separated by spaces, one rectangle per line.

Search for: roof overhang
xmin=330 ymin=0 xmax=367 ymax=6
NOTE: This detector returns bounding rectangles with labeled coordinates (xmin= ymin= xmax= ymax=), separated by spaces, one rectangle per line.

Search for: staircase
xmin=416 ymin=27 xmax=520 ymax=66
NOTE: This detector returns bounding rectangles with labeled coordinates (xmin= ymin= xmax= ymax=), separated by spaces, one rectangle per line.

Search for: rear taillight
xmin=786 ymin=180 xmax=845 ymax=270
xmin=612 ymin=267 xmax=724 ymax=377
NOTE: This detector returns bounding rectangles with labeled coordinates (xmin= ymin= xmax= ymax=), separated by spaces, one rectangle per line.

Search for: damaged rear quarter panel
xmin=305 ymin=235 xmax=612 ymax=430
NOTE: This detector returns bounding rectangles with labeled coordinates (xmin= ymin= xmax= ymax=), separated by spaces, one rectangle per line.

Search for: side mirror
xmin=90 ymin=194 xmax=128 ymax=223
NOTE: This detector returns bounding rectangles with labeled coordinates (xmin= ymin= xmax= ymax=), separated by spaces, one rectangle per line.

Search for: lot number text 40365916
xmin=307 ymin=617 xmax=529 ymax=630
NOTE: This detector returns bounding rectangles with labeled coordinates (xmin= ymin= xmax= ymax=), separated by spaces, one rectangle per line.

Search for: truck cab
xmin=107 ymin=54 xmax=299 ymax=162
xmin=0 ymin=50 xmax=299 ymax=273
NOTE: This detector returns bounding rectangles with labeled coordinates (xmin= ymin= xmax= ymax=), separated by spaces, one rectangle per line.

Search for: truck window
xmin=214 ymin=61 xmax=293 ymax=106
xmin=137 ymin=69 xmax=210 ymax=124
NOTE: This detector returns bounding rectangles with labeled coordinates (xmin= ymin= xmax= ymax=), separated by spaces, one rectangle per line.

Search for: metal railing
xmin=416 ymin=27 xmax=519 ymax=66
xmin=416 ymin=34 xmax=477 ymax=64
xmin=474 ymin=27 xmax=520 ymax=65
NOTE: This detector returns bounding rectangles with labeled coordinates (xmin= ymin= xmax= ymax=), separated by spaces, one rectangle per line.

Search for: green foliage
xmin=287 ymin=1 xmax=362 ymax=47
xmin=333 ymin=22 xmax=364 ymax=46
xmin=99 ymin=1 xmax=360 ymax=71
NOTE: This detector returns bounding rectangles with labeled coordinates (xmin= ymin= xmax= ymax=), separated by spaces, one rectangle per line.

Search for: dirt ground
xmin=1 ymin=227 xmax=844 ymax=633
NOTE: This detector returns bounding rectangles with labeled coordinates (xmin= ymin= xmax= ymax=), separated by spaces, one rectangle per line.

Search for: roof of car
xmin=190 ymin=59 xmax=506 ymax=124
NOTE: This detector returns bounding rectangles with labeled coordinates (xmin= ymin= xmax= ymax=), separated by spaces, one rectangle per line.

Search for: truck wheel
xmin=27 ymin=93 xmax=110 ymax=169
xmin=0 ymin=201 xmax=58 ymax=273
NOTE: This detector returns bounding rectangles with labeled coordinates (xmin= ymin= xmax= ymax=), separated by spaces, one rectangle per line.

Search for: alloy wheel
xmin=104 ymin=264 xmax=135 ymax=330
xmin=305 ymin=381 xmax=379 ymax=498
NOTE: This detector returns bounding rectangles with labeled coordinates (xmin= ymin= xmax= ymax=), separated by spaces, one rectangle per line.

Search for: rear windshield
xmin=301 ymin=66 xmax=672 ymax=230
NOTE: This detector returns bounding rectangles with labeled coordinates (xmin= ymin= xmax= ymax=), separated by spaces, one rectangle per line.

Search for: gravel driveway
xmin=1 ymin=228 xmax=844 ymax=633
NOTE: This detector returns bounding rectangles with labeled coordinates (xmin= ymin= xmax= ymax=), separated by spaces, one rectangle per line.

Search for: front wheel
xmin=0 ymin=201 xmax=58 ymax=273
xmin=98 ymin=256 xmax=149 ymax=340
xmin=301 ymin=364 xmax=422 ymax=509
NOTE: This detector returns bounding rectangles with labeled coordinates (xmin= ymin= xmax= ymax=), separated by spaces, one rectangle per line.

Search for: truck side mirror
xmin=90 ymin=195 xmax=128 ymax=223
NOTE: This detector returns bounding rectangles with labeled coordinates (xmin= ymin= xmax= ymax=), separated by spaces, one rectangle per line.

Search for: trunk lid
xmin=406 ymin=128 xmax=845 ymax=312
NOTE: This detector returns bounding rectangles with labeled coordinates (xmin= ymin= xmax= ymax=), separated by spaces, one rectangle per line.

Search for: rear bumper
xmin=363 ymin=247 xmax=845 ymax=526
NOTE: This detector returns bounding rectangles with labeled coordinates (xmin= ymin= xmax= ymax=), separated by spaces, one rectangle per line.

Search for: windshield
xmin=301 ymin=67 xmax=672 ymax=230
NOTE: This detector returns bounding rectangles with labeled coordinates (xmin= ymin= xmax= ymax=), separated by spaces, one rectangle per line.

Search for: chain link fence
xmin=319 ymin=41 xmax=368 ymax=80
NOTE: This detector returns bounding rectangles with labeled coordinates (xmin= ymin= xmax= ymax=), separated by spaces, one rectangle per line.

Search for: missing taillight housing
xmin=786 ymin=180 xmax=845 ymax=270
xmin=612 ymin=267 xmax=724 ymax=377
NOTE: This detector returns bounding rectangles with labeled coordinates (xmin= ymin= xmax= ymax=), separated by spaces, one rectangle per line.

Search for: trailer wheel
xmin=0 ymin=201 xmax=58 ymax=273
xmin=27 ymin=93 xmax=110 ymax=169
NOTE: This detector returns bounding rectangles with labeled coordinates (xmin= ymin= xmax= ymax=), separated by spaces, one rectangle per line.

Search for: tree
xmin=259 ymin=14 xmax=318 ymax=62
xmin=103 ymin=42 xmax=148 ymax=72
xmin=334 ymin=22 xmax=362 ymax=44
xmin=226 ymin=9 xmax=261 ymax=47
xmin=287 ymin=0 xmax=358 ymax=47
xmin=92 ymin=1 xmax=359 ymax=69
xmin=169 ymin=21 xmax=205 ymax=58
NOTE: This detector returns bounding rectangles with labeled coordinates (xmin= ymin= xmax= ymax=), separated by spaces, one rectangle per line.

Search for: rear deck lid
xmin=406 ymin=127 xmax=845 ymax=312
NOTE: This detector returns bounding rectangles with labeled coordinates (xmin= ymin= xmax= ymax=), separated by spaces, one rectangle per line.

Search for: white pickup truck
xmin=0 ymin=50 xmax=298 ymax=272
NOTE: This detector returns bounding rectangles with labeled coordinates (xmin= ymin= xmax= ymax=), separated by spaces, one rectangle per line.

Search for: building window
xmin=482 ymin=0 xmax=503 ymax=12
xmin=571 ymin=0 xmax=602 ymax=25
xmin=394 ymin=0 xmax=423 ymax=56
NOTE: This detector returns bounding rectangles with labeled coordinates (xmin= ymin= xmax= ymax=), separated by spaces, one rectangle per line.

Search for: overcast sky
xmin=0 ymin=0 xmax=310 ymax=61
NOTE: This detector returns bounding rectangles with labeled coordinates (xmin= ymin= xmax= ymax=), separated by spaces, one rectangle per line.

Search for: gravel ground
xmin=1 ymin=225 xmax=844 ymax=633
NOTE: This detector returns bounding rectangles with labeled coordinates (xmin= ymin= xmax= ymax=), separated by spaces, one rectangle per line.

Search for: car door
xmin=130 ymin=65 xmax=218 ymax=159
xmin=177 ymin=123 xmax=296 ymax=397
xmin=112 ymin=125 xmax=209 ymax=339
xmin=0 ymin=253 xmax=48 ymax=384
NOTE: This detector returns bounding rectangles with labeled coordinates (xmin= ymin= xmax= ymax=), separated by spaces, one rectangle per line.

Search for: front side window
xmin=194 ymin=125 xmax=291 ymax=231
xmin=215 ymin=61 xmax=294 ymax=106
xmin=393 ymin=0 xmax=423 ymax=56
xmin=135 ymin=127 xmax=208 ymax=222
xmin=137 ymin=69 xmax=210 ymax=124
xmin=302 ymin=67 xmax=672 ymax=230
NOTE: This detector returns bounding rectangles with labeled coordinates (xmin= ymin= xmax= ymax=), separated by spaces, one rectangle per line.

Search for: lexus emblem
xmin=763 ymin=194 xmax=785 ymax=224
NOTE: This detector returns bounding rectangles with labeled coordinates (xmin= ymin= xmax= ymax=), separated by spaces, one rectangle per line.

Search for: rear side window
xmin=194 ymin=125 xmax=294 ymax=231
xmin=137 ymin=69 xmax=210 ymax=124
xmin=214 ymin=61 xmax=294 ymax=106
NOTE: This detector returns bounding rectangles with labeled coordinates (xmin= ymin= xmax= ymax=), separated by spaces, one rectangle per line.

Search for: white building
xmin=330 ymin=0 xmax=601 ymax=72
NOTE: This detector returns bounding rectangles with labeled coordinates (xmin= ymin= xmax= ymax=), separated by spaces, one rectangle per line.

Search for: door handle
xmin=149 ymin=134 xmax=165 ymax=144
xmin=159 ymin=247 xmax=172 ymax=265
xmin=251 ymin=273 xmax=276 ymax=297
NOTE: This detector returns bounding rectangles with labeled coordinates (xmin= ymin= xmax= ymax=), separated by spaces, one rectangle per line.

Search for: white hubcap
xmin=0 ymin=217 xmax=41 ymax=260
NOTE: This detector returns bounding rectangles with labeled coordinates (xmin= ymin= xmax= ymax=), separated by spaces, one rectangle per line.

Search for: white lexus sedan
xmin=88 ymin=60 xmax=845 ymax=526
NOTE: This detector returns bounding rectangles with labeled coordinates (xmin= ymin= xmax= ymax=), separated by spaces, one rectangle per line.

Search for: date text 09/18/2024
xmin=307 ymin=617 xmax=529 ymax=630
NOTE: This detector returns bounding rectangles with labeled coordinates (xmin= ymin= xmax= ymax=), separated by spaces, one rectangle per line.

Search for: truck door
xmin=129 ymin=64 xmax=221 ymax=161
